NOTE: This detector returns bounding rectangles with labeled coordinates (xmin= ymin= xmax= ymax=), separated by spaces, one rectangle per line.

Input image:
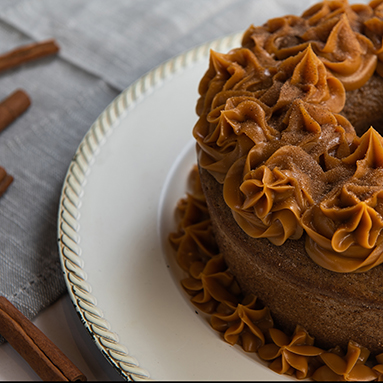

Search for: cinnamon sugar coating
xmin=193 ymin=0 xmax=383 ymax=273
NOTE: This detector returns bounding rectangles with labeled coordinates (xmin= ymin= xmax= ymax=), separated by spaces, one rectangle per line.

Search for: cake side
xmin=199 ymin=165 xmax=383 ymax=354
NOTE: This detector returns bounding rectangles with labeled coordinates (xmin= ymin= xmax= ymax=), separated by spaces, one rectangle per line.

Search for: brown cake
xmin=192 ymin=0 xmax=383 ymax=356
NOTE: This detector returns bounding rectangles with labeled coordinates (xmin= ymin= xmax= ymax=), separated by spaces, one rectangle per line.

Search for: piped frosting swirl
xmin=193 ymin=0 xmax=383 ymax=273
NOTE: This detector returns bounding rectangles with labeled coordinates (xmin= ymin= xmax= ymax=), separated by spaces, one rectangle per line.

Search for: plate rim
xmin=56 ymin=31 xmax=243 ymax=381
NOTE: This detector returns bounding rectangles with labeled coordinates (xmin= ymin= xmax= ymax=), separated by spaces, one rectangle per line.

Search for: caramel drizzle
xmin=193 ymin=0 xmax=383 ymax=273
xmin=168 ymin=167 xmax=382 ymax=380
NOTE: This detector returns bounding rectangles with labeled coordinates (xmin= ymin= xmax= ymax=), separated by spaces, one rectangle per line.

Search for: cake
xmin=171 ymin=0 xmax=383 ymax=380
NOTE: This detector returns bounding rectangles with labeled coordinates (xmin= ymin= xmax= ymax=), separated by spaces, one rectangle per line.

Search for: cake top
xmin=193 ymin=0 xmax=383 ymax=273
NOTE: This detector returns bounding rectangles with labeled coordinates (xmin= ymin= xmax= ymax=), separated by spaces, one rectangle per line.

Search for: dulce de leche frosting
xmin=193 ymin=0 xmax=383 ymax=273
xmin=169 ymin=165 xmax=383 ymax=380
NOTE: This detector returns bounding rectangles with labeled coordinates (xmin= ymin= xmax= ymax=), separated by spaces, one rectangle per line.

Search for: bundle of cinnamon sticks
xmin=0 ymin=39 xmax=60 ymax=197
xmin=0 ymin=40 xmax=87 ymax=381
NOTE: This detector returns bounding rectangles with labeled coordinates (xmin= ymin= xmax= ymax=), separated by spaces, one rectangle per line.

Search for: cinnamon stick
xmin=0 ymin=166 xmax=13 ymax=197
xmin=0 ymin=89 xmax=31 ymax=132
xmin=0 ymin=296 xmax=86 ymax=381
xmin=0 ymin=39 xmax=59 ymax=73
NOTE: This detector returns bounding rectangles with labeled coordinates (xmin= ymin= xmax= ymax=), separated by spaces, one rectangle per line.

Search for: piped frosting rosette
xmin=223 ymin=146 xmax=324 ymax=246
xmin=194 ymin=0 xmax=383 ymax=273
xmin=302 ymin=2 xmax=377 ymax=90
xmin=365 ymin=0 xmax=383 ymax=77
xmin=193 ymin=47 xmax=277 ymax=183
xmin=302 ymin=128 xmax=383 ymax=272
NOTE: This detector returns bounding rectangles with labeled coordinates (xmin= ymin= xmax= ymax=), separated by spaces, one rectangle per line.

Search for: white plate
xmin=57 ymin=33 xmax=291 ymax=381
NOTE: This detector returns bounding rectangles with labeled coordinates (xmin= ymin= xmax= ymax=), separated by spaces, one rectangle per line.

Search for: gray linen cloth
xmin=0 ymin=0 xmax=313 ymax=341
